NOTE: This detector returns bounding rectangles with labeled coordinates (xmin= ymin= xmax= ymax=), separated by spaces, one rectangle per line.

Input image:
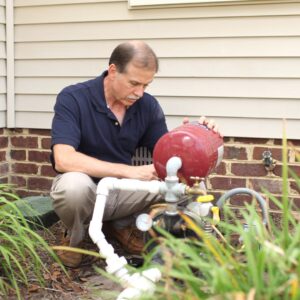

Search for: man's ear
xmin=108 ymin=64 xmax=117 ymax=78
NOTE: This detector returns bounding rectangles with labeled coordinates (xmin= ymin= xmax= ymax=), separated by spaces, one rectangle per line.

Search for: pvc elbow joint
xmin=166 ymin=156 xmax=182 ymax=178
xmin=117 ymin=268 xmax=161 ymax=300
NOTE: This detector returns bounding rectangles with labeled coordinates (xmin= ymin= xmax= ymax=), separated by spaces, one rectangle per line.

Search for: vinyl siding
xmin=11 ymin=0 xmax=300 ymax=138
xmin=0 ymin=1 xmax=5 ymax=128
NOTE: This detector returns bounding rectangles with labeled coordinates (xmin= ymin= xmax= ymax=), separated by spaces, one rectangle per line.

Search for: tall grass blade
xmin=0 ymin=184 xmax=63 ymax=299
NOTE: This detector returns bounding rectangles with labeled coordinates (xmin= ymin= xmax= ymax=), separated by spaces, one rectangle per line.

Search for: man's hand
xmin=183 ymin=116 xmax=221 ymax=136
xmin=53 ymin=144 xmax=159 ymax=180
xmin=126 ymin=164 xmax=159 ymax=181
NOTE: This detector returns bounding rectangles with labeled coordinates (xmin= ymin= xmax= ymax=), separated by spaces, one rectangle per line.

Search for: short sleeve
xmin=51 ymin=91 xmax=81 ymax=150
xmin=139 ymin=98 xmax=168 ymax=153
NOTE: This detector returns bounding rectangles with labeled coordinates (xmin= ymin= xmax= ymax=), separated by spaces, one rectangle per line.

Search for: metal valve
xmin=185 ymin=176 xmax=206 ymax=195
xmin=190 ymin=176 xmax=203 ymax=186
xmin=262 ymin=150 xmax=277 ymax=171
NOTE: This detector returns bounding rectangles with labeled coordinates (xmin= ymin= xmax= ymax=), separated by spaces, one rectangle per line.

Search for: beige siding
xmin=13 ymin=0 xmax=300 ymax=139
xmin=14 ymin=38 xmax=300 ymax=58
xmin=0 ymin=1 xmax=5 ymax=128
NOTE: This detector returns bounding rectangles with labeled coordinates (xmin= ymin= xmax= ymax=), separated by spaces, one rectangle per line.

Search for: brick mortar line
xmin=2 ymin=128 xmax=299 ymax=200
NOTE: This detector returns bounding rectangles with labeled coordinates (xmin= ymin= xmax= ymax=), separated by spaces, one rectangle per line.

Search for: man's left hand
xmin=182 ymin=116 xmax=222 ymax=136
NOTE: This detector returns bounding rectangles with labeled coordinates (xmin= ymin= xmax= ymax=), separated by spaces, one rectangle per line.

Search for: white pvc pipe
xmin=89 ymin=157 xmax=187 ymax=299
xmin=89 ymin=177 xmax=164 ymax=245
xmin=117 ymin=268 xmax=162 ymax=300
xmin=166 ymin=156 xmax=182 ymax=178
xmin=96 ymin=177 xmax=165 ymax=195
xmin=89 ymin=177 xmax=165 ymax=299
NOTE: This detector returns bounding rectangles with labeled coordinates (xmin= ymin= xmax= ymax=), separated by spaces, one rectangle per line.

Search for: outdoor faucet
xmin=262 ymin=150 xmax=277 ymax=171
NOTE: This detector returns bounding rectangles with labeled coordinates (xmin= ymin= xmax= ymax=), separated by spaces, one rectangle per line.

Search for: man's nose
xmin=133 ymin=85 xmax=144 ymax=98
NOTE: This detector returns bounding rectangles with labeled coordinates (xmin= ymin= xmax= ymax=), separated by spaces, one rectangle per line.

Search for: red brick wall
xmin=1 ymin=128 xmax=300 ymax=210
xmin=5 ymin=129 xmax=55 ymax=197
xmin=209 ymin=137 xmax=300 ymax=210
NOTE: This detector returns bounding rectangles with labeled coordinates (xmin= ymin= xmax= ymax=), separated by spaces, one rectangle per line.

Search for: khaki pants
xmin=50 ymin=172 xmax=163 ymax=246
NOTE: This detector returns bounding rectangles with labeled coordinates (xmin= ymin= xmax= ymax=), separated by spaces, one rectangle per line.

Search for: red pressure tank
xmin=153 ymin=122 xmax=224 ymax=186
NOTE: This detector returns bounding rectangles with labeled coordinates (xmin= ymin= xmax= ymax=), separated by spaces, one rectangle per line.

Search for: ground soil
xmin=6 ymin=221 xmax=126 ymax=300
xmin=3 ymin=210 xmax=290 ymax=300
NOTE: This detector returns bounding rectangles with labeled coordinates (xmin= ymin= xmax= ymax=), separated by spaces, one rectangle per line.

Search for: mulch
xmin=7 ymin=221 xmax=124 ymax=300
xmin=5 ymin=209 xmax=288 ymax=299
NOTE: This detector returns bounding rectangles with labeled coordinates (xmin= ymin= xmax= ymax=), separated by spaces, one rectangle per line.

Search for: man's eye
xmin=129 ymin=82 xmax=149 ymax=89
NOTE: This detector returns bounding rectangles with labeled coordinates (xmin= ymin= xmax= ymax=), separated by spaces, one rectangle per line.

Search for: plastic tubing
xmin=216 ymin=187 xmax=269 ymax=225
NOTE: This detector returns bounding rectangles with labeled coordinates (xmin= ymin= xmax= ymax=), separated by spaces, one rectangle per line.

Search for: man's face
xmin=109 ymin=62 xmax=156 ymax=107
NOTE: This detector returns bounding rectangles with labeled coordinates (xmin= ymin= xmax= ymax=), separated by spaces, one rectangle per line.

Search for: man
xmin=50 ymin=40 xmax=218 ymax=268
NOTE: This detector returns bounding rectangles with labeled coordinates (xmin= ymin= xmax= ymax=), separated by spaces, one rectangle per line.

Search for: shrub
xmin=140 ymin=139 xmax=300 ymax=300
xmin=0 ymin=184 xmax=58 ymax=299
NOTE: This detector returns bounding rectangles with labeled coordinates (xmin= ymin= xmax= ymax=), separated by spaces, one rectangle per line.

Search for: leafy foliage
xmin=140 ymin=142 xmax=300 ymax=300
xmin=0 ymin=184 xmax=59 ymax=299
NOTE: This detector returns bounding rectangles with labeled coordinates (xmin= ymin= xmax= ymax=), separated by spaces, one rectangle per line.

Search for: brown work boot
xmin=55 ymin=235 xmax=83 ymax=268
xmin=105 ymin=224 xmax=145 ymax=254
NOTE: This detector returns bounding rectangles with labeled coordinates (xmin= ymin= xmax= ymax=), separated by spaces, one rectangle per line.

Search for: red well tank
xmin=153 ymin=122 xmax=224 ymax=186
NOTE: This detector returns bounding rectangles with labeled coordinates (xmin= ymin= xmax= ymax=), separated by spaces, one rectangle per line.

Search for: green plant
xmin=139 ymin=140 xmax=300 ymax=300
xmin=88 ymin=136 xmax=299 ymax=299
xmin=0 ymin=184 xmax=59 ymax=299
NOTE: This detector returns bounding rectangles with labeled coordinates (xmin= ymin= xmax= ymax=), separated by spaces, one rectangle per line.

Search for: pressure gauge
xmin=136 ymin=213 xmax=153 ymax=232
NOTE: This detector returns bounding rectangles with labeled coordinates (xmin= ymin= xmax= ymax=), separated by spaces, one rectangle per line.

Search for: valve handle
xmin=190 ymin=176 xmax=204 ymax=186
xmin=211 ymin=206 xmax=220 ymax=225
xmin=196 ymin=194 xmax=214 ymax=203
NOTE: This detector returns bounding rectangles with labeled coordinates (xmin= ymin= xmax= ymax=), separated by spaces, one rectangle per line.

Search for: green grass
xmin=140 ymin=207 xmax=299 ymax=299
xmin=0 ymin=184 xmax=60 ymax=299
xmin=139 ymin=140 xmax=300 ymax=300
xmin=84 ymin=137 xmax=299 ymax=299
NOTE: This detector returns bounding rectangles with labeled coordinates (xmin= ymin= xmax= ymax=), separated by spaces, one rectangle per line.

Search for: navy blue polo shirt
xmin=51 ymin=71 xmax=168 ymax=176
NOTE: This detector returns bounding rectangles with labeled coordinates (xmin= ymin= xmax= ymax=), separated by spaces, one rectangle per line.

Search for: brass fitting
xmin=185 ymin=176 xmax=206 ymax=195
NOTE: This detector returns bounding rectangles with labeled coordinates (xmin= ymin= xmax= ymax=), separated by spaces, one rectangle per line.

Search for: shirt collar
xmin=90 ymin=70 xmax=139 ymax=117
xmin=90 ymin=71 xmax=108 ymax=113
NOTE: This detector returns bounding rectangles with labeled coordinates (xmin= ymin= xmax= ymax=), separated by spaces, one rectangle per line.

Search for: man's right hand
xmin=53 ymin=144 xmax=160 ymax=181
xmin=125 ymin=164 xmax=159 ymax=181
